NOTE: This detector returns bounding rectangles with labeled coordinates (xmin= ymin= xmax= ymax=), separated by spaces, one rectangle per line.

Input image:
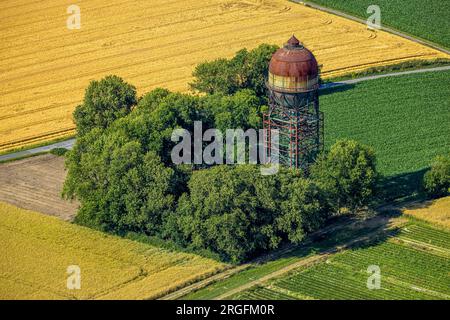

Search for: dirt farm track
xmin=1 ymin=0 xmax=448 ymax=152
xmin=0 ymin=155 xmax=77 ymax=221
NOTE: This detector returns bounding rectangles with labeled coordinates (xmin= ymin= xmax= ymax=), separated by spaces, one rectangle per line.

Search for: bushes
xmin=50 ymin=147 xmax=68 ymax=156
xmin=424 ymin=154 xmax=450 ymax=198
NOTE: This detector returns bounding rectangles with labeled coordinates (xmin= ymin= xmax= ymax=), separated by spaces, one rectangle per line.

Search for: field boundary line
xmin=158 ymin=264 xmax=251 ymax=300
xmin=0 ymin=139 xmax=76 ymax=163
xmin=290 ymin=1 xmax=450 ymax=55
xmin=320 ymin=65 xmax=450 ymax=88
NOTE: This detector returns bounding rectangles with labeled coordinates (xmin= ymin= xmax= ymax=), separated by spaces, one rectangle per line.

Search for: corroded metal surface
xmin=268 ymin=35 xmax=319 ymax=92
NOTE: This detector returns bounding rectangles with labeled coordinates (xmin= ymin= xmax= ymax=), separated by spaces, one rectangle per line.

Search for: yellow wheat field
xmin=0 ymin=202 xmax=226 ymax=299
xmin=403 ymin=196 xmax=450 ymax=230
xmin=0 ymin=0 xmax=448 ymax=152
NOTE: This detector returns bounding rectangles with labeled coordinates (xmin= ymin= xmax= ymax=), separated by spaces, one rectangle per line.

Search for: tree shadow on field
xmin=319 ymin=83 xmax=356 ymax=96
xmin=375 ymin=168 xmax=429 ymax=205
xmin=400 ymin=198 xmax=435 ymax=211
xmin=252 ymin=209 xmax=402 ymax=269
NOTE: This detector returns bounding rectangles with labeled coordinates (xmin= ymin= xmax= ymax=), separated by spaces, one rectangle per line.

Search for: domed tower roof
xmin=268 ymin=35 xmax=319 ymax=93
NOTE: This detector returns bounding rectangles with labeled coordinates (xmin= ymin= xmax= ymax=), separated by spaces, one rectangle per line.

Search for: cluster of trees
xmin=65 ymin=45 xmax=379 ymax=262
xmin=166 ymin=166 xmax=330 ymax=262
xmin=190 ymin=44 xmax=278 ymax=99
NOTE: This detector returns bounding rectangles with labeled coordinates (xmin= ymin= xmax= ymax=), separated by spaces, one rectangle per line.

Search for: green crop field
xmin=182 ymin=215 xmax=395 ymax=300
xmin=306 ymin=0 xmax=450 ymax=49
xmin=232 ymin=221 xmax=450 ymax=300
xmin=320 ymin=70 xmax=450 ymax=190
xmin=398 ymin=223 xmax=450 ymax=250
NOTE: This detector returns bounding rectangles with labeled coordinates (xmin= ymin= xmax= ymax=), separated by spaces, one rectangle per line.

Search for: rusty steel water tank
xmin=264 ymin=35 xmax=323 ymax=169
xmin=268 ymin=35 xmax=319 ymax=94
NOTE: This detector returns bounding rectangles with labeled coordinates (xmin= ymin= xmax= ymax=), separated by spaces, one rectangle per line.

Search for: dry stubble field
xmin=1 ymin=0 xmax=448 ymax=152
xmin=403 ymin=196 xmax=450 ymax=229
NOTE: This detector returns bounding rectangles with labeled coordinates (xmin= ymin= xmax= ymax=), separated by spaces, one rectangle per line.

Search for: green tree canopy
xmin=73 ymin=75 xmax=137 ymax=136
xmin=201 ymin=89 xmax=262 ymax=132
xmin=64 ymin=88 xmax=212 ymax=234
xmin=278 ymin=178 xmax=330 ymax=243
xmin=190 ymin=44 xmax=279 ymax=98
xmin=63 ymin=128 xmax=176 ymax=234
xmin=64 ymin=49 xmax=384 ymax=263
xmin=311 ymin=139 xmax=378 ymax=213
xmin=165 ymin=165 xmax=328 ymax=262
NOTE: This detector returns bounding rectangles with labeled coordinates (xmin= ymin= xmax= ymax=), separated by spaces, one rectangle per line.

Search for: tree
xmin=311 ymin=139 xmax=378 ymax=213
xmin=278 ymin=178 xmax=330 ymax=243
xmin=65 ymin=85 xmax=218 ymax=234
xmin=243 ymin=44 xmax=280 ymax=97
xmin=167 ymin=165 xmax=280 ymax=262
xmin=423 ymin=154 xmax=450 ymax=198
xmin=73 ymin=75 xmax=137 ymax=136
xmin=190 ymin=58 xmax=236 ymax=95
xmin=190 ymin=44 xmax=279 ymax=98
xmin=143 ymin=91 xmax=213 ymax=165
xmin=63 ymin=130 xmax=175 ymax=234
xmin=135 ymin=88 xmax=171 ymax=114
xmin=201 ymin=89 xmax=261 ymax=132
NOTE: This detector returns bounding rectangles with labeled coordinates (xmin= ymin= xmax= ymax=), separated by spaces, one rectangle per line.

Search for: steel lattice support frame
xmin=263 ymin=89 xmax=323 ymax=169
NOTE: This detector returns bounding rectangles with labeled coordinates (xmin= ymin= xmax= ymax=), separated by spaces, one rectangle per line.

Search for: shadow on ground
xmin=375 ymin=168 xmax=429 ymax=205
xmin=319 ymin=83 xmax=356 ymax=95
xmin=253 ymin=209 xmax=403 ymax=269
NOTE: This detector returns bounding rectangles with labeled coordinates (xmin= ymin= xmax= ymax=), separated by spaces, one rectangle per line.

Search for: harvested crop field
xmin=403 ymin=196 xmax=450 ymax=229
xmin=1 ymin=0 xmax=448 ymax=152
xmin=0 ymin=154 xmax=77 ymax=221
xmin=0 ymin=202 xmax=226 ymax=299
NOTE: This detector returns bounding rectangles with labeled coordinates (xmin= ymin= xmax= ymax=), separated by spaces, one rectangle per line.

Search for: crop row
xmin=399 ymin=224 xmax=450 ymax=250
xmin=321 ymin=70 xmax=450 ymax=177
xmin=308 ymin=0 xmax=450 ymax=49
xmin=333 ymin=242 xmax=450 ymax=295
xmin=272 ymin=262 xmax=438 ymax=300
xmin=234 ymin=223 xmax=450 ymax=300
xmin=233 ymin=287 xmax=296 ymax=300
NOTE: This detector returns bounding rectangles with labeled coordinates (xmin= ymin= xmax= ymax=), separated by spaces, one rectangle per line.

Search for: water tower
xmin=263 ymin=35 xmax=323 ymax=169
